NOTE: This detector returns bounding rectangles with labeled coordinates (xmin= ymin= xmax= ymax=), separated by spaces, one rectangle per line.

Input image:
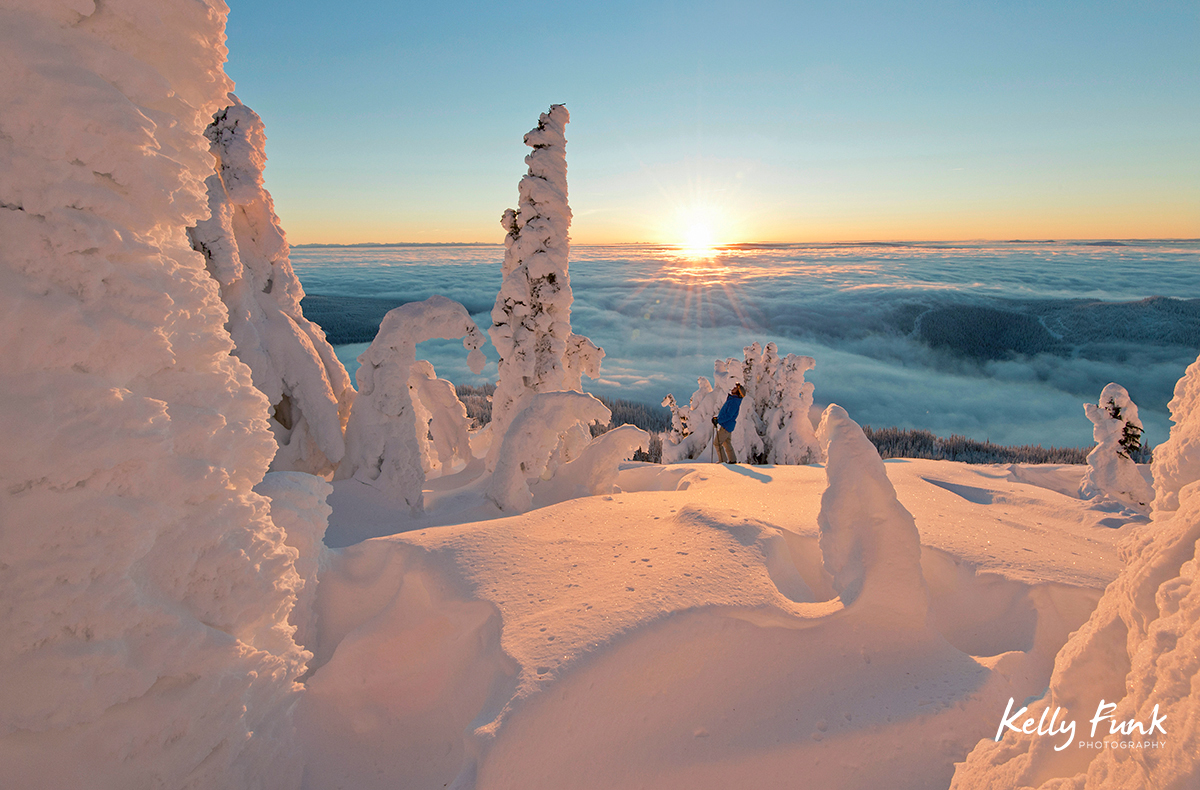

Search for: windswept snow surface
xmin=300 ymin=439 xmax=1134 ymax=789
xmin=952 ymin=354 xmax=1200 ymax=790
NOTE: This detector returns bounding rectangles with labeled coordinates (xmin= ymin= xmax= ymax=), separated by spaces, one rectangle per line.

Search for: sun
xmin=683 ymin=222 xmax=716 ymax=256
xmin=673 ymin=205 xmax=725 ymax=257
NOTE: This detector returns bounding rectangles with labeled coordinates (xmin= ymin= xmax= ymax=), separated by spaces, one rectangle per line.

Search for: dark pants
xmin=715 ymin=427 xmax=736 ymax=463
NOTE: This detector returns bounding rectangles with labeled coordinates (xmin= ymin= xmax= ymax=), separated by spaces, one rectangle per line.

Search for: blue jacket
xmin=716 ymin=394 xmax=743 ymax=432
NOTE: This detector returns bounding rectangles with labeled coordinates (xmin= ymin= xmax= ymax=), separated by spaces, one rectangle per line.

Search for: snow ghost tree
xmin=487 ymin=104 xmax=604 ymax=467
xmin=815 ymin=405 xmax=928 ymax=620
xmin=950 ymin=354 xmax=1200 ymax=790
xmin=1080 ymin=382 xmax=1154 ymax=512
xmin=410 ymin=359 xmax=475 ymax=475
xmin=662 ymin=342 xmax=820 ymax=465
xmin=0 ymin=3 xmax=310 ymax=788
xmin=338 ymin=296 xmax=486 ymax=512
xmin=189 ymin=96 xmax=353 ymax=477
xmin=487 ymin=391 xmax=641 ymax=513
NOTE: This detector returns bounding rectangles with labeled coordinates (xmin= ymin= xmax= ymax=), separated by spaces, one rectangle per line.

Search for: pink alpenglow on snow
xmin=816 ymin=404 xmax=929 ymax=619
xmin=1079 ymin=382 xmax=1154 ymax=513
xmin=951 ymin=353 xmax=1200 ymax=790
xmin=0 ymin=2 xmax=314 ymax=788
xmin=189 ymin=96 xmax=354 ymax=477
xmin=487 ymin=104 xmax=604 ymax=468
xmin=338 ymin=295 xmax=486 ymax=512
xmin=1152 ymin=353 xmax=1200 ymax=515
xmin=487 ymin=390 xmax=629 ymax=512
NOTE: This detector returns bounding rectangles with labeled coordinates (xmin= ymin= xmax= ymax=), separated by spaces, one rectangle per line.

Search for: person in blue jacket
xmin=712 ymin=382 xmax=745 ymax=463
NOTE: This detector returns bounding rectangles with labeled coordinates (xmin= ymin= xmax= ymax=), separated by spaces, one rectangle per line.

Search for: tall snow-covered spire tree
xmin=189 ymin=96 xmax=354 ymax=477
xmin=487 ymin=104 xmax=603 ymax=467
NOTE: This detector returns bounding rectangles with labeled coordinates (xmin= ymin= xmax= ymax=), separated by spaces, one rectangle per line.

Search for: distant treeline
xmin=454 ymin=384 xmax=672 ymax=434
xmin=861 ymin=425 xmax=1093 ymax=465
xmin=454 ymin=384 xmax=1100 ymax=465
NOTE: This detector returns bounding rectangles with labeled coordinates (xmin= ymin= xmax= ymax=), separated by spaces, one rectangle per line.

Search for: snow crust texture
xmin=189 ymin=96 xmax=354 ymax=477
xmin=1153 ymin=353 xmax=1200 ymax=515
xmin=339 ymin=296 xmax=486 ymax=511
xmin=0 ymin=3 xmax=310 ymax=788
xmin=487 ymin=104 xmax=603 ymax=466
xmin=1079 ymin=382 xmax=1154 ymax=512
xmin=952 ymin=354 xmax=1200 ymax=790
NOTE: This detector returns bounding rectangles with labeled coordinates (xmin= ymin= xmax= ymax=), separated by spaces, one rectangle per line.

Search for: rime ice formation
xmin=0 ymin=3 xmax=311 ymax=788
xmin=338 ymin=296 xmax=486 ymax=511
xmin=1079 ymin=382 xmax=1154 ymax=512
xmin=662 ymin=342 xmax=820 ymax=464
xmin=951 ymin=356 xmax=1200 ymax=790
xmin=189 ymin=96 xmax=353 ymax=477
xmin=410 ymin=359 xmax=475 ymax=474
xmin=1152 ymin=353 xmax=1200 ymax=515
xmin=487 ymin=391 xmax=615 ymax=512
xmin=487 ymin=104 xmax=604 ymax=466
xmin=255 ymin=472 xmax=333 ymax=652
xmin=815 ymin=405 xmax=929 ymax=619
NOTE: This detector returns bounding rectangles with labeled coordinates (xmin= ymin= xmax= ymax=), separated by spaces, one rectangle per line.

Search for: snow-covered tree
xmin=0 ymin=4 xmax=310 ymax=787
xmin=410 ymin=359 xmax=475 ymax=475
xmin=338 ymin=296 xmax=486 ymax=512
xmin=189 ymin=96 xmax=353 ymax=477
xmin=487 ymin=391 xmax=620 ymax=512
xmin=662 ymin=342 xmax=820 ymax=464
xmin=1080 ymin=382 xmax=1154 ymax=512
xmin=487 ymin=104 xmax=604 ymax=467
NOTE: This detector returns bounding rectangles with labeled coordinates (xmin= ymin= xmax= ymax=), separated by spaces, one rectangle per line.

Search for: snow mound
xmin=816 ymin=404 xmax=929 ymax=619
xmin=952 ymin=354 xmax=1200 ymax=790
xmin=1079 ymin=382 xmax=1153 ymax=513
xmin=0 ymin=3 xmax=310 ymax=788
xmin=338 ymin=295 xmax=485 ymax=511
xmin=189 ymin=96 xmax=354 ymax=477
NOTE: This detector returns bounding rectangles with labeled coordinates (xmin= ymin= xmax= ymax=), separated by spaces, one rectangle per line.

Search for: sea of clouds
xmin=293 ymin=241 xmax=1200 ymax=449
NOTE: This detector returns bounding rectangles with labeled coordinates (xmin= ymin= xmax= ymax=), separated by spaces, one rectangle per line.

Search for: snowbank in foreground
xmin=299 ymin=443 xmax=1131 ymax=788
xmin=0 ymin=3 xmax=311 ymax=788
xmin=951 ymin=355 xmax=1200 ymax=790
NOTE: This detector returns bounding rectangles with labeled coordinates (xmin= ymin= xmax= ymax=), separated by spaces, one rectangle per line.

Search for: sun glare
xmin=672 ymin=205 xmax=727 ymax=258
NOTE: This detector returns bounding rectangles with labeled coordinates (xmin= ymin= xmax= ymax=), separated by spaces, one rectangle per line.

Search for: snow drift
xmin=0 ymin=3 xmax=314 ymax=788
xmin=951 ymin=354 xmax=1200 ymax=790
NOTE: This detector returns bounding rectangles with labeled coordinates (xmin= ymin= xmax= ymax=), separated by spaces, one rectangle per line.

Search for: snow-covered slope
xmin=0 ymin=3 xmax=311 ymax=788
xmin=296 ymin=439 xmax=1133 ymax=789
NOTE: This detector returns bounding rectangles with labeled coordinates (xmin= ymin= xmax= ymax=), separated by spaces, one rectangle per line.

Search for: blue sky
xmin=225 ymin=0 xmax=1200 ymax=244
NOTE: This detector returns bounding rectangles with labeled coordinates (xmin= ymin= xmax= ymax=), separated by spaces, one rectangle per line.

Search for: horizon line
xmin=292 ymin=237 xmax=1200 ymax=249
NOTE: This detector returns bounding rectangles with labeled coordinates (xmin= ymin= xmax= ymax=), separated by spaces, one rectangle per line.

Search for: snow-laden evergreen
xmin=487 ymin=391 xmax=614 ymax=512
xmin=410 ymin=359 xmax=475 ymax=475
xmin=189 ymin=96 xmax=353 ymax=477
xmin=338 ymin=296 xmax=486 ymax=512
xmin=662 ymin=342 xmax=820 ymax=464
xmin=0 ymin=3 xmax=311 ymax=787
xmin=1079 ymin=382 xmax=1154 ymax=512
xmin=486 ymin=105 xmax=604 ymax=467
